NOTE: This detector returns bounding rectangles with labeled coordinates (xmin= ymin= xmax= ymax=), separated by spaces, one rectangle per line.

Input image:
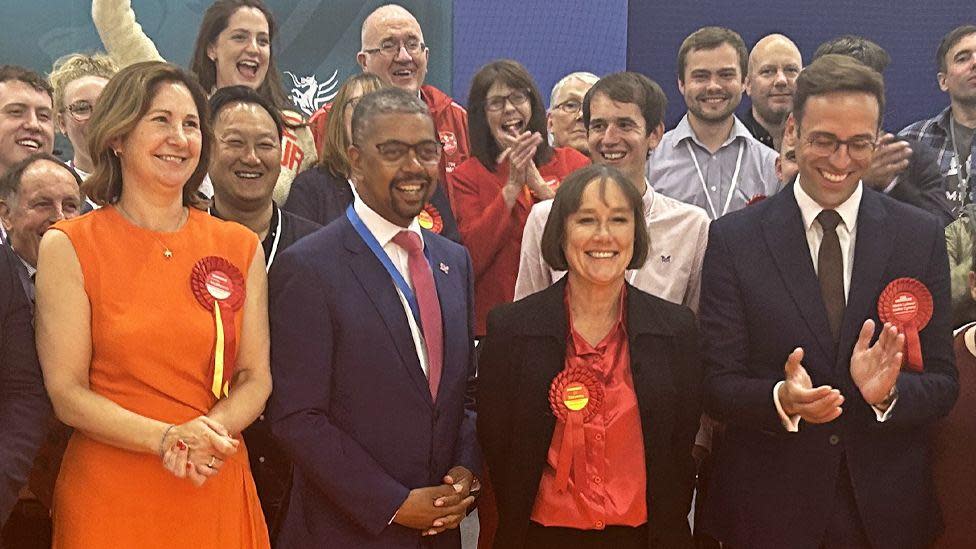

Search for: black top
xmin=208 ymin=201 xmax=319 ymax=530
xmin=282 ymin=166 xmax=462 ymax=243
xmin=741 ymin=108 xmax=775 ymax=149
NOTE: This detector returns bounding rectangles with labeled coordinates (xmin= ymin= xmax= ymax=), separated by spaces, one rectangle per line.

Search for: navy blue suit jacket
xmin=698 ymin=184 xmax=958 ymax=549
xmin=267 ymin=215 xmax=479 ymax=549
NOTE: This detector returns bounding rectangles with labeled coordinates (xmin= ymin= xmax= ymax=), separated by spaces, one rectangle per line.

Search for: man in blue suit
xmin=699 ymin=55 xmax=958 ymax=549
xmin=268 ymin=87 xmax=479 ymax=548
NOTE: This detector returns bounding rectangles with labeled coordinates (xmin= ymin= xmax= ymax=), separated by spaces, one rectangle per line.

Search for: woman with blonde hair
xmin=36 ymin=61 xmax=271 ymax=548
xmin=48 ymin=52 xmax=117 ymax=185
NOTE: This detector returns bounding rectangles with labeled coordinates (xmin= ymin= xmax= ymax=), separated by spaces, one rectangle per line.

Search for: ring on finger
xmin=207 ymin=456 xmax=217 ymax=468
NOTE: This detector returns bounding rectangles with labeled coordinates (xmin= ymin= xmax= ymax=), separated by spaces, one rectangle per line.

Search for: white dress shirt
xmin=353 ymin=196 xmax=430 ymax=377
xmin=773 ymin=178 xmax=896 ymax=431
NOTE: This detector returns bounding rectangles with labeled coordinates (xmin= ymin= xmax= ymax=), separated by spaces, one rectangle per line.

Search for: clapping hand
xmin=862 ymin=134 xmax=911 ymax=190
xmin=160 ymin=415 xmax=238 ymax=486
xmin=777 ymin=347 xmax=845 ymax=423
xmin=499 ymin=132 xmax=553 ymax=204
xmin=850 ymin=320 xmax=904 ymax=406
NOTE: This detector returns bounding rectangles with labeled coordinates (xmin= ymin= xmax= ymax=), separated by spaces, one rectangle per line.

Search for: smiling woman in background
xmin=92 ymin=0 xmax=316 ymax=202
xmin=449 ymin=59 xmax=589 ymax=337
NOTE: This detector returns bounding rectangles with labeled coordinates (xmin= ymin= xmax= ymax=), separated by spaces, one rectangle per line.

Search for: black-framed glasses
xmin=485 ymin=89 xmax=530 ymax=112
xmin=803 ymin=133 xmax=877 ymax=161
xmin=64 ymin=100 xmax=94 ymax=122
xmin=552 ymin=98 xmax=582 ymax=114
xmin=362 ymin=39 xmax=426 ymax=57
xmin=360 ymin=139 xmax=441 ymax=164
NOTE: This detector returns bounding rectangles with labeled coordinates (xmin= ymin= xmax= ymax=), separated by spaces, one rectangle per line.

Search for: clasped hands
xmin=778 ymin=319 xmax=904 ymax=423
xmin=394 ymin=465 xmax=478 ymax=537
xmin=499 ymin=131 xmax=554 ymax=203
xmin=160 ymin=415 xmax=238 ymax=487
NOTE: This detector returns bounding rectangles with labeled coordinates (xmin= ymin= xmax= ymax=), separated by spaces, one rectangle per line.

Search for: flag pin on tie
xmin=439 ymin=262 xmax=450 ymax=274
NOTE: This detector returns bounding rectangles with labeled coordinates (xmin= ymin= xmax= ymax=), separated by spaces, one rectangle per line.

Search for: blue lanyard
xmin=346 ymin=204 xmax=423 ymax=327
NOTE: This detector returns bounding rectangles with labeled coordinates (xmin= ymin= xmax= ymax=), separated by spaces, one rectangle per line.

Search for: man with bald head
xmin=743 ymin=34 xmax=803 ymax=151
xmin=308 ymin=4 xmax=469 ymax=196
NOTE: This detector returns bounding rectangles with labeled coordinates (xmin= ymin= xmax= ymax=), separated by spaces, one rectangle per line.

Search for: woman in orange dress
xmin=35 ymin=61 xmax=271 ymax=548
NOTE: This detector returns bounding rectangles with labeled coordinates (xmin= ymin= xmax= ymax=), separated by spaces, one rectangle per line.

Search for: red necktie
xmin=392 ymin=230 xmax=443 ymax=400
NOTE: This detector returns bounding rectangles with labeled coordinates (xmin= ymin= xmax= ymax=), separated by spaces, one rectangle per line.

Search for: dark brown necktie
xmin=817 ymin=210 xmax=845 ymax=342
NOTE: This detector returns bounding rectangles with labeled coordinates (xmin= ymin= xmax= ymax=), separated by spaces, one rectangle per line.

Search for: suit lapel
xmin=840 ymin=190 xmax=893 ymax=352
xmin=762 ymin=186 xmax=836 ymax=359
xmin=342 ymin=222 xmax=433 ymax=405
xmin=626 ymin=287 xmax=677 ymax=446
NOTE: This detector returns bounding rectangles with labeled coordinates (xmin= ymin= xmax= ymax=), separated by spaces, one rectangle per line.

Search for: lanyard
xmin=686 ymin=139 xmax=744 ymax=218
xmin=264 ymin=206 xmax=283 ymax=272
xmin=345 ymin=204 xmax=422 ymax=326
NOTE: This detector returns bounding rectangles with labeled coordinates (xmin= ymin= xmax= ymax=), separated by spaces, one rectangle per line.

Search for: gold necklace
xmin=114 ymin=203 xmax=186 ymax=259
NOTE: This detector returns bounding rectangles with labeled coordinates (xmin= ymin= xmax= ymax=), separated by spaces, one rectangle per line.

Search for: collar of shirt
xmin=565 ymin=283 xmax=628 ymax=376
xmin=641 ymin=178 xmax=656 ymax=218
xmin=793 ymin=176 xmax=863 ymax=233
xmin=671 ymin=113 xmax=754 ymax=151
xmin=16 ymin=251 xmax=36 ymax=279
xmin=934 ymin=105 xmax=954 ymax=135
xmin=352 ymin=195 xmax=424 ymax=250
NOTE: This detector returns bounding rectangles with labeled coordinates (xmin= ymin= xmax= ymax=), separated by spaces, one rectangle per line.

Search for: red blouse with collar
xmin=530 ymin=286 xmax=648 ymax=530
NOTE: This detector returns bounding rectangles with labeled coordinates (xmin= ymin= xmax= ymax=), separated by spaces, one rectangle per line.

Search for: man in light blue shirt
xmin=648 ymin=27 xmax=779 ymax=219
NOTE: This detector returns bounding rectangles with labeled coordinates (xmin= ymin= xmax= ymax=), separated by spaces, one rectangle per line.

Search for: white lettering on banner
xmin=284 ymin=69 xmax=341 ymax=116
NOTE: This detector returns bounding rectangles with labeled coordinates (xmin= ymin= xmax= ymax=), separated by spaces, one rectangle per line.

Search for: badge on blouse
xmin=417 ymin=204 xmax=444 ymax=234
xmin=191 ymin=257 xmax=246 ymax=398
xmin=878 ymin=277 xmax=933 ymax=372
xmin=548 ymin=367 xmax=604 ymax=492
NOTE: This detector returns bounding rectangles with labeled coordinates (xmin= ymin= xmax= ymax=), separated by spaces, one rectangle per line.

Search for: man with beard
xmin=205 ymin=85 xmax=319 ymax=529
xmin=742 ymin=34 xmax=803 ymax=151
xmin=547 ymin=71 xmax=599 ymax=155
xmin=648 ymin=27 xmax=779 ymax=219
xmin=309 ymin=4 xmax=469 ymax=198
xmin=901 ymin=25 xmax=976 ymax=213
xmin=268 ymin=88 xmax=479 ymax=548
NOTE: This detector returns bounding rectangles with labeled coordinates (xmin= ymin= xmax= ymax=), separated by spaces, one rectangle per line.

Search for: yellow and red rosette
xmin=878 ymin=277 xmax=933 ymax=372
xmin=418 ymin=204 xmax=444 ymax=234
xmin=191 ymin=257 xmax=246 ymax=398
xmin=548 ymin=366 xmax=604 ymax=492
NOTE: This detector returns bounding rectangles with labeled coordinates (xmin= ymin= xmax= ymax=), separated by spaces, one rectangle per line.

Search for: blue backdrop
xmin=627 ymin=0 xmax=972 ymax=132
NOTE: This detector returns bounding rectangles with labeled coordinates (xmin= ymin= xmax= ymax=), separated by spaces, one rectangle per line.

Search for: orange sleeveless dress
xmin=50 ymin=206 xmax=270 ymax=549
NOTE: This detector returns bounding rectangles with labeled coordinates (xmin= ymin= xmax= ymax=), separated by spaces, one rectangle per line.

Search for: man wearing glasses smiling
xmin=310 ymin=4 xmax=470 ymax=199
xmin=699 ymin=54 xmax=957 ymax=549
xmin=268 ymin=87 xmax=479 ymax=549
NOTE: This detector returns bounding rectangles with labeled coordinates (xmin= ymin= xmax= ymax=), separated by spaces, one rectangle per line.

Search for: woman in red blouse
xmin=477 ymin=165 xmax=702 ymax=549
xmin=449 ymin=60 xmax=589 ymax=336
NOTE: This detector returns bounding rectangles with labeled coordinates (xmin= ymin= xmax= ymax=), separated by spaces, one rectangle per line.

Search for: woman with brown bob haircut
xmin=92 ymin=0 xmax=317 ymax=203
xmin=449 ymin=59 xmax=589 ymax=337
xmin=282 ymin=73 xmax=461 ymax=241
xmin=36 ymin=61 xmax=272 ymax=548
xmin=478 ymin=164 xmax=702 ymax=549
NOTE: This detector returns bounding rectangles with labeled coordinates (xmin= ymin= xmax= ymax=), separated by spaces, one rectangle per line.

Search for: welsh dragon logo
xmin=284 ymin=70 xmax=341 ymax=116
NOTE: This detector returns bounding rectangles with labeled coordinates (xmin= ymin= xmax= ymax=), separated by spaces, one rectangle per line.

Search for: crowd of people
xmin=0 ymin=1 xmax=974 ymax=548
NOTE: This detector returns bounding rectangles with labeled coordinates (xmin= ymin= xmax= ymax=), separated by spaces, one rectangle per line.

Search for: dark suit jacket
xmin=0 ymin=245 xmax=49 ymax=524
xmin=477 ymin=278 xmax=702 ymax=549
xmin=699 ymin=183 xmax=958 ymax=549
xmin=888 ymin=137 xmax=954 ymax=226
xmin=282 ymin=165 xmax=462 ymax=243
xmin=267 ymin=215 xmax=480 ymax=549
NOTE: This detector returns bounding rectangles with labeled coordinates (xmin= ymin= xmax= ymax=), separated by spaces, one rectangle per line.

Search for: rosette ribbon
xmin=191 ymin=257 xmax=246 ymax=398
xmin=548 ymin=366 xmax=604 ymax=492
xmin=878 ymin=277 xmax=933 ymax=373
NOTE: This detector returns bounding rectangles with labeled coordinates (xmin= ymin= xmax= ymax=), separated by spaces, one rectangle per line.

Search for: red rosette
xmin=417 ymin=204 xmax=444 ymax=234
xmin=746 ymin=194 xmax=767 ymax=206
xmin=547 ymin=366 xmax=604 ymax=492
xmin=190 ymin=257 xmax=246 ymax=397
xmin=878 ymin=277 xmax=933 ymax=372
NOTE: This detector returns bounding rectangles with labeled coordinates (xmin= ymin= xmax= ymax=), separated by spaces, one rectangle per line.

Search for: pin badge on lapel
xmin=439 ymin=262 xmax=449 ymax=274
